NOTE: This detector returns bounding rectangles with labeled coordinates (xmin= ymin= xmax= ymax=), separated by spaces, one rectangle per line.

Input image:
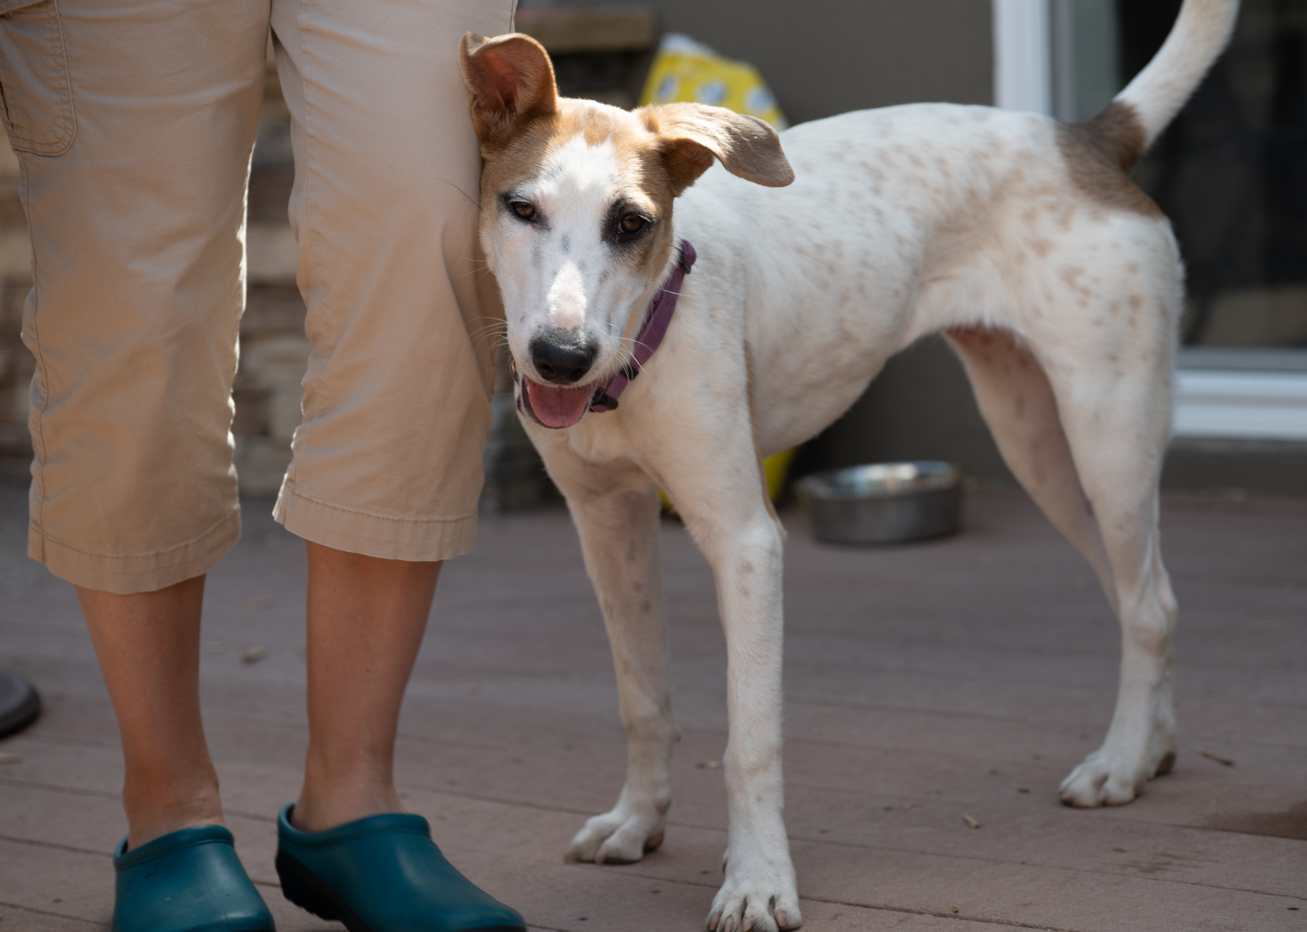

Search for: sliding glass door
xmin=1122 ymin=0 xmax=1307 ymax=349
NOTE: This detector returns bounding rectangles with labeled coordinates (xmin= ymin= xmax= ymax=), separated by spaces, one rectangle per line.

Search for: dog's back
xmin=678 ymin=0 xmax=1239 ymax=456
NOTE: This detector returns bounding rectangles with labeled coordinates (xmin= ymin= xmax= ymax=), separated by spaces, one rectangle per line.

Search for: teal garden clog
xmin=112 ymin=824 xmax=274 ymax=932
xmin=275 ymin=804 xmax=524 ymax=932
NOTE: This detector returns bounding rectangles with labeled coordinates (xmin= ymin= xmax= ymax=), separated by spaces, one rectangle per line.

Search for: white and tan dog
xmin=460 ymin=2 xmax=1239 ymax=928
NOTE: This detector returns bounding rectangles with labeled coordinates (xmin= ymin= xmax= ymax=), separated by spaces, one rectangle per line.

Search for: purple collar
xmin=588 ymin=239 xmax=696 ymax=413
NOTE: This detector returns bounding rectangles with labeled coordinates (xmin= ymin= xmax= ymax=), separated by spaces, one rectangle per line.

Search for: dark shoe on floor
xmin=275 ymin=804 xmax=525 ymax=932
xmin=112 ymin=824 xmax=275 ymax=932
xmin=0 ymin=669 xmax=40 ymax=738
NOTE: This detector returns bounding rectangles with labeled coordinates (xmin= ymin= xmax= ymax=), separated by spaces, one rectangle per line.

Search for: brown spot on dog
xmin=1060 ymin=265 xmax=1086 ymax=286
xmin=1076 ymin=101 xmax=1147 ymax=171
xmin=1057 ymin=101 xmax=1162 ymax=218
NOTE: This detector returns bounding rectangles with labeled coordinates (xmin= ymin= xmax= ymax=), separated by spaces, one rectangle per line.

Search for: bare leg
xmin=292 ymin=542 xmax=442 ymax=832
xmin=79 ymin=576 xmax=222 ymax=850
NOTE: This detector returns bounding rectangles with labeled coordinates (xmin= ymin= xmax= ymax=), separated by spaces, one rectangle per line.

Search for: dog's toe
xmin=567 ymin=808 xmax=664 ymax=865
xmin=566 ymin=817 xmax=616 ymax=863
xmin=708 ymin=875 xmax=801 ymax=932
xmin=595 ymin=826 xmax=649 ymax=864
xmin=1059 ymin=751 xmax=1147 ymax=807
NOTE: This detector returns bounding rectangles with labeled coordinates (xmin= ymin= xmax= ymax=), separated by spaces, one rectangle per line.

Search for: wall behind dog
xmin=631 ymin=0 xmax=994 ymax=123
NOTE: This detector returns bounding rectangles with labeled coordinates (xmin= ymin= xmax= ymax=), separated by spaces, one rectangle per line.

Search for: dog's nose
xmin=529 ymin=329 xmax=597 ymax=384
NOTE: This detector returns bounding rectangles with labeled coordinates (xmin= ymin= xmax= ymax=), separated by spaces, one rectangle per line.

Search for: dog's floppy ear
xmin=643 ymin=103 xmax=794 ymax=197
xmin=460 ymin=32 xmax=558 ymax=147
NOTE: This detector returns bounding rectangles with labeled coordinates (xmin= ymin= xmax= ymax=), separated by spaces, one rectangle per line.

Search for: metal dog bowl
xmin=795 ymin=461 xmax=963 ymax=545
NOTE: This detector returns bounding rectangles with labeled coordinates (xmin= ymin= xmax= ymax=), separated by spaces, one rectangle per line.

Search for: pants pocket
xmin=0 ymin=0 xmax=74 ymax=156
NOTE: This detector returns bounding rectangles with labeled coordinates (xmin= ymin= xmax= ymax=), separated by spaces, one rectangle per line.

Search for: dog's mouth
xmin=520 ymin=376 xmax=595 ymax=429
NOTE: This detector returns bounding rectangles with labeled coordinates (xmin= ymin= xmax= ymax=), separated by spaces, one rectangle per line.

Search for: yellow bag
xmin=639 ymin=35 xmax=788 ymax=130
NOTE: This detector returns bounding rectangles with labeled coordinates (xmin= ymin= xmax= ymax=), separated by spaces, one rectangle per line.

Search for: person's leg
xmin=269 ymin=0 xmax=515 ymax=831
xmin=262 ymin=2 xmax=524 ymax=926
xmin=10 ymin=0 xmax=267 ymax=837
xmin=3 ymin=2 xmax=273 ymax=921
xmin=293 ymin=544 xmax=441 ymax=832
xmin=275 ymin=545 xmax=526 ymax=929
xmin=77 ymin=578 xmax=221 ymax=850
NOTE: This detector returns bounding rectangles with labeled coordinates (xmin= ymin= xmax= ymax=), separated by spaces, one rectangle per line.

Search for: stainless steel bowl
xmin=795 ymin=461 xmax=963 ymax=545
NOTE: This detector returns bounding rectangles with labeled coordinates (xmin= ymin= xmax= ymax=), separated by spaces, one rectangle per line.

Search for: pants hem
xmin=29 ymin=507 xmax=241 ymax=594
xmin=273 ymin=482 xmax=477 ymax=562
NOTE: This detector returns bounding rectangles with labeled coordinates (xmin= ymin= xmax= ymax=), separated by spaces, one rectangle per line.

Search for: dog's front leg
xmin=550 ymin=460 xmax=678 ymax=865
xmin=667 ymin=466 xmax=800 ymax=932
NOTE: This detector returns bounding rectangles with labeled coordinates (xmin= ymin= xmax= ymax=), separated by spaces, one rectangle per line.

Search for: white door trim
xmin=1173 ymin=370 xmax=1307 ymax=442
xmin=993 ymin=0 xmax=1052 ymax=115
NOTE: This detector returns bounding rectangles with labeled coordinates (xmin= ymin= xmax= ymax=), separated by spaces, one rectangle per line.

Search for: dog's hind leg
xmin=946 ymin=328 xmax=1117 ymax=604
xmin=546 ymin=457 xmax=679 ymax=865
xmin=1048 ymin=339 xmax=1179 ymax=807
xmin=951 ymin=316 xmax=1178 ymax=807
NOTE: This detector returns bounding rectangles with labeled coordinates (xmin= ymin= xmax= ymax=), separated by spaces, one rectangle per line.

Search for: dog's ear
xmin=643 ymin=103 xmax=794 ymax=197
xmin=460 ymin=32 xmax=558 ymax=147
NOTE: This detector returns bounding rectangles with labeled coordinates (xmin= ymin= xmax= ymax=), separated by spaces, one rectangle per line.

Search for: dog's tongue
xmin=525 ymin=378 xmax=593 ymax=428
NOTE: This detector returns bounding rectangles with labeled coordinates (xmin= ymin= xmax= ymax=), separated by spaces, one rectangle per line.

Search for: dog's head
xmin=459 ymin=33 xmax=794 ymax=429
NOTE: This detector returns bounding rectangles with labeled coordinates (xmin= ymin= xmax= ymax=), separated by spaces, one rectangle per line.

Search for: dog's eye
xmin=618 ymin=214 xmax=646 ymax=235
xmin=511 ymin=200 xmax=536 ymax=221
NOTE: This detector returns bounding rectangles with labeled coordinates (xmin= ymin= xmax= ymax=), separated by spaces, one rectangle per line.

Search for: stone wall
xmin=0 ymin=138 xmax=32 ymax=476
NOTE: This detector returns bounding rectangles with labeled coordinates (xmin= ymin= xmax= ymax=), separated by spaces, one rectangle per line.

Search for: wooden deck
xmin=1 ymin=482 xmax=1304 ymax=931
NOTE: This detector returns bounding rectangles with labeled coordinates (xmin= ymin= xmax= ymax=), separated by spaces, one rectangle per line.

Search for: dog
xmin=459 ymin=1 xmax=1239 ymax=928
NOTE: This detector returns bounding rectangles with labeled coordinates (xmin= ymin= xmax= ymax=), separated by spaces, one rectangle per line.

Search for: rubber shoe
xmin=112 ymin=824 xmax=275 ymax=932
xmin=275 ymin=804 xmax=524 ymax=932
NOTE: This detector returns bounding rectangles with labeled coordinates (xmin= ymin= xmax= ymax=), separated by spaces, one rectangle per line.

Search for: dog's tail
xmin=1079 ymin=0 xmax=1240 ymax=173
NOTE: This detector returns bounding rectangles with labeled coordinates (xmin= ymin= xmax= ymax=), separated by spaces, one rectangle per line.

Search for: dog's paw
xmin=1059 ymin=744 xmax=1171 ymax=807
xmin=565 ymin=806 xmax=666 ymax=865
xmin=1062 ymin=681 xmax=1178 ymax=807
xmin=706 ymin=863 xmax=801 ymax=932
xmin=1059 ymin=751 xmax=1143 ymax=807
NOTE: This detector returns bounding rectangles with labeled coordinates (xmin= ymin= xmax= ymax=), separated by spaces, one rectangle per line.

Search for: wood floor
xmin=1 ymin=483 xmax=1304 ymax=931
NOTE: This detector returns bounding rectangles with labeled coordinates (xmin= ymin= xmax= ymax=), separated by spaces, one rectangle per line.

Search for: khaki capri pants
xmin=0 ymin=0 xmax=514 ymax=594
